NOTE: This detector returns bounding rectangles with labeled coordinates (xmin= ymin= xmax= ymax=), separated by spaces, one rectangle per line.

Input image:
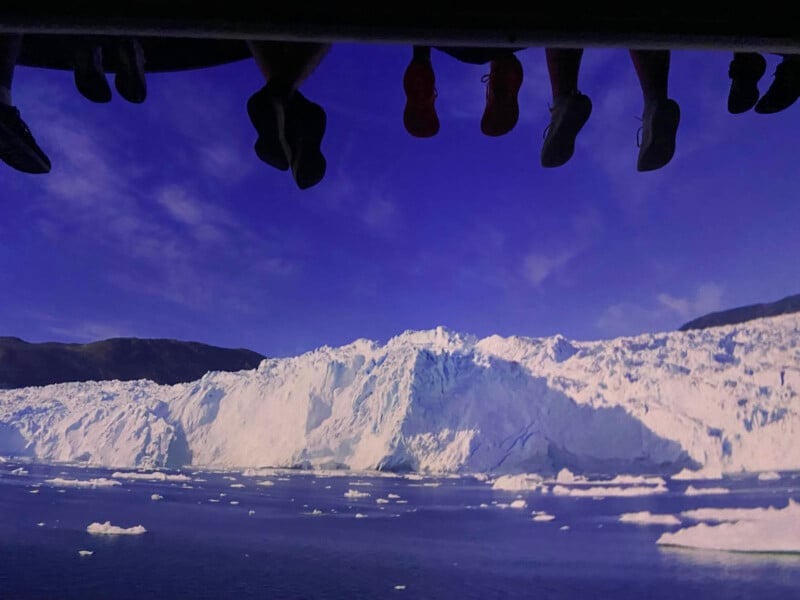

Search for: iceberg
xmin=509 ymin=499 xmax=528 ymax=509
xmin=619 ymin=511 xmax=681 ymax=526
xmin=2 ymin=316 xmax=799 ymax=475
xmin=657 ymin=501 xmax=800 ymax=552
xmin=344 ymin=489 xmax=370 ymax=499
xmin=758 ymin=471 xmax=781 ymax=481
xmin=44 ymin=477 xmax=121 ymax=488
xmin=684 ymin=485 xmax=730 ymax=496
xmin=111 ymin=471 xmax=190 ymax=482
xmin=552 ymin=484 xmax=668 ymax=497
xmin=86 ymin=521 xmax=146 ymax=535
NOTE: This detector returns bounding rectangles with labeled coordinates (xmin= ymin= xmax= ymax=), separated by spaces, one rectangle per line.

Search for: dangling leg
xmin=479 ymin=49 xmax=523 ymax=137
xmin=540 ymin=48 xmax=592 ymax=168
xmin=727 ymin=52 xmax=766 ymax=114
xmin=630 ymin=49 xmax=680 ymax=172
xmin=0 ymin=34 xmax=51 ymax=174
xmin=755 ymin=53 xmax=800 ymax=114
xmin=247 ymin=41 xmax=330 ymax=189
xmin=403 ymin=45 xmax=439 ymax=138
xmin=74 ymin=36 xmax=111 ymax=103
xmin=114 ymin=37 xmax=147 ymax=103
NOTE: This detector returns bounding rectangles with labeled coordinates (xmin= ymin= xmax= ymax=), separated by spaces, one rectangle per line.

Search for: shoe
xmin=755 ymin=58 xmax=800 ymax=114
xmin=0 ymin=104 xmax=51 ymax=174
xmin=637 ymin=98 xmax=680 ymax=172
xmin=403 ymin=60 xmax=439 ymax=137
xmin=247 ymin=83 xmax=290 ymax=171
xmin=540 ymin=92 xmax=592 ymax=168
xmin=74 ymin=45 xmax=112 ymax=103
xmin=114 ymin=38 xmax=147 ymax=104
xmin=284 ymin=92 xmax=327 ymax=190
xmin=727 ymin=53 xmax=766 ymax=114
xmin=480 ymin=53 xmax=523 ymax=136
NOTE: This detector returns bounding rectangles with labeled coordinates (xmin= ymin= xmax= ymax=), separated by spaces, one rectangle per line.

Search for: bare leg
xmin=545 ymin=48 xmax=583 ymax=100
xmin=0 ymin=34 xmax=23 ymax=105
xmin=629 ymin=49 xmax=669 ymax=104
xmin=247 ymin=41 xmax=330 ymax=96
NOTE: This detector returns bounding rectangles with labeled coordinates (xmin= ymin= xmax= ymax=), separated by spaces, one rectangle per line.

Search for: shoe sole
xmin=287 ymin=94 xmax=327 ymax=190
xmin=541 ymin=95 xmax=592 ymax=168
xmin=0 ymin=115 xmax=51 ymax=174
xmin=637 ymin=100 xmax=680 ymax=172
xmin=403 ymin=103 xmax=439 ymax=138
xmin=75 ymin=71 xmax=112 ymax=104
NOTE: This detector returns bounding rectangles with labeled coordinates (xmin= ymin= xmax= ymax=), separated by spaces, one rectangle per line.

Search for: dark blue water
xmin=1 ymin=463 xmax=799 ymax=599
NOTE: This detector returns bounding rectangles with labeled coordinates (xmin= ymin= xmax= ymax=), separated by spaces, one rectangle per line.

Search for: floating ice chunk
xmin=36 ymin=522 xmax=45 ymax=527
xmin=78 ymin=550 xmax=93 ymax=557
xmin=230 ymin=484 xmax=245 ymax=488
xmin=344 ymin=489 xmax=371 ymax=499
xmin=10 ymin=467 xmax=28 ymax=476
xmin=324 ymin=485 xmax=331 ymax=489
xmin=479 ymin=503 xmax=489 ymax=509
xmin=684 ymin=485 xmax=730 ymax=496
xmin=422 ymin=482 xmax=440 ymax=488
xmin=248 ymin=510 xmax=255 ymax=516
xmin=532 ymin=511 xmax=555 ymax=521
xmin=230 ymin=501 xmax=239 ymax=505
xmin=510 ymin=499 xmax=528 ymax=509
xmin=256 ymin=480 xmax=275 ymax=487
xmin=552 ymin=484 xmax=667 ymax=497
xmin=619 ymin=511 xmax=681 ymax=526
xmin=150 ymin=494 xmax=163 ymax=501
xmin=355 ymin=513 xmax=367 ymax=519
xmin=86 ymin=521 xmax=146 ymax=535
xmin=671 ymin=467 xmax=723 ymax=481
xmin=219 ymin=493 xmax=227 ymax=497
xmin=395 ymin=500 xmax=408 ymax=504
xmin=491 ymin=474 xmax=545 ymax=491
xmin=223 ymin=476 xmax=236 ymax=481
xmin=209 ymin=499 xmax=220 ymax=503
xmin=758 ymin=471 xmax=781 ymax=481
xmin=555 ymin=468 xmax=584 ymax=484
xmin=607 ymin=475 xmax=666 ymax=486
xmin=657 ymin=501 xmax=800 ymax=552
xmin=376 ymin=498 xmax=390 ymax=504
xmin=394 ymin=585 xmax=406 ymax=590
xmin=349 ymin=481 xmax=372 ymax=487
xmin=111 ymin=471 xmax=190 ymax=482
xmin=310 ymin=509 xmax=323 ymax=516
xmin=681 ymin=504 xmax=792 ymax=523
xmin=29 ymin=489 xmax=39 ymax=494
xmin=559 ymin=525 xmax=570 ymax=531
xmin=387 ymin=493 xmax=401 ymax=499
xmin=45 ymin=477 xmax=121 ymax=488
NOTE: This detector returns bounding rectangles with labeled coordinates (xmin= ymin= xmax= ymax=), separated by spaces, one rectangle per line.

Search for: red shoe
xmin=403 ymin=60 xmax=439 ymax=137
xmin=480 ymin=54 xmax=523 ymax=137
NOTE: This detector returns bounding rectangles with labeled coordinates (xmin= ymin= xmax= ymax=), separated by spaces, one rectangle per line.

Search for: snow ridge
xmin=1 ymin=316 xmax=799 ymax=475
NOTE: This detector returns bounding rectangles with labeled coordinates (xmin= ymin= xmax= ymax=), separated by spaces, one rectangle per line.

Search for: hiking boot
xmin=637 ymin=98 xmax=680 ymax=172
xmin=74 ymin=45 xmax=112 ymax=103
xmin=480 ymin=53 xmax=523 ymax=136
xmin=540 ymin=92 xmax=592 ymax=168
xmin=727 ymin=53 xmax=766 ymax=114
xmin=285 ymin=92 xmax=327 ymax=190
xmin=114 ymin=38 xmax=147 ymax=104
xmin=755 ymin=57 xmax=800 ymax=114
xmin=247 ymin=83 xmax=290 ymax=171
xmin=0 ymin=104 xmax=51 ymax=174
xmin=403 ymin=60 xmax=439 ymax=137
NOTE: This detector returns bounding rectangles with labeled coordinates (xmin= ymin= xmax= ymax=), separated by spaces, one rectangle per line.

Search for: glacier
xmin=0 ymin=314 xmax=798 ymax=475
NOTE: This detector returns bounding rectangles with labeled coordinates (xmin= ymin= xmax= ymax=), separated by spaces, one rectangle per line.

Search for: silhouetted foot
xmin=755 ymin=57 xmax=800 ymax=114
xmin=0 ymin=104 xmax=51 ymax=174
xmin=480 ymin=53 xmax=523 ymax=137
xmin=115 ymin=39 xmax=147 ymax=104
xmin=727 ymin=52 xmax=766 ymax=114
xmin=74 ymin=45 xmax=112 ymax=103
xmin=540 ymin=92 xmax=592 ymax=168
xmin=247 ymin=83 xmax=290 ymax=171
xmin=285 ymin=92 xmax=327 ymax=190
xmin=403 ymin=59 xmax=439 ymax=137
xmin=637 ymin=98 xmax=680 ymax=172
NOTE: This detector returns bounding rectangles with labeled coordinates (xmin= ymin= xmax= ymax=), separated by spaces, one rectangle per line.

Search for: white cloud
xmin=597 ymin=283 xmax=725 ymax=337
xmin=522 ymin=250 xmax=576 ymax=287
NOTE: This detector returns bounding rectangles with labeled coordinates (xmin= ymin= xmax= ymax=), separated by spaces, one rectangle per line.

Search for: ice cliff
xmin=1 ymin=315 xmax=798 ymax=475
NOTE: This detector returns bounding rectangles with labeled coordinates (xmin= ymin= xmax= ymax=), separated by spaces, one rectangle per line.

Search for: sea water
xmin=1 ymin=462 xmax=799 ymax=599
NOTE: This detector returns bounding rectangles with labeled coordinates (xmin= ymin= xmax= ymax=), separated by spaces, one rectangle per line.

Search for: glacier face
xmin=0 ymin=316 xmax=798 ymax=475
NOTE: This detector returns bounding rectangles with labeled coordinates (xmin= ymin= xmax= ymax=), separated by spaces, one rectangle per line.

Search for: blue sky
xmin=1 ymin=42 xmax=799 ymax=357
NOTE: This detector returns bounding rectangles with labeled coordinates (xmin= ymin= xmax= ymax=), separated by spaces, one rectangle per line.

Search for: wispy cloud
xmin=596 ymin=283 xmax=725 ymax=337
